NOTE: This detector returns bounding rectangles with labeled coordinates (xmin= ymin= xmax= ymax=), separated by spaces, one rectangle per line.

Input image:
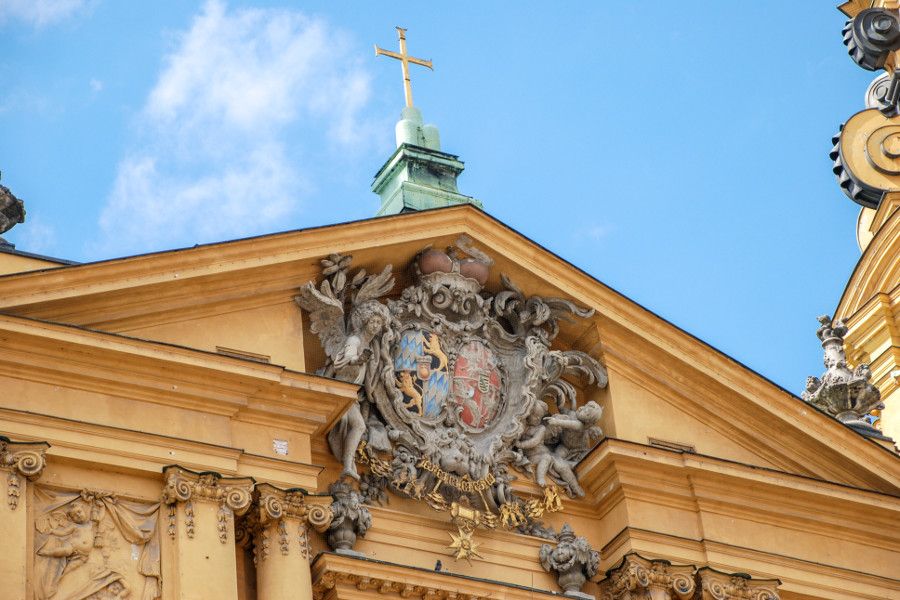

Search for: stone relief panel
xmin=295 ymin=237 xmax=608 ymax=534
xmin=33 ymin=487 xmax=161 ymax=600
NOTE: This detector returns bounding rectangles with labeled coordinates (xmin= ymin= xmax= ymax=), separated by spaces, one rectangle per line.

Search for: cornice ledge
xmin=311 ymin=551 xmax=562 ymax=600
xmin=0 ymin=434 xmax=49 ymax=509
xmin=578 ymin=439 xmax=900 ymax=512
xmin=0 ymin=313 xmax=357 ymax=428
xmin=0 ymin=206 xmax=480 ymax=310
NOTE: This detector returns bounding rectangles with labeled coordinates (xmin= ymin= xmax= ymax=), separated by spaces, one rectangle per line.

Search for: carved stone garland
xmin=0 ymin=435 xmax=48 ymax=510
xmin=161 ymin=465 xmax=254 ymax=542
xmin=295 ymin=239 xmax=608 ymax=549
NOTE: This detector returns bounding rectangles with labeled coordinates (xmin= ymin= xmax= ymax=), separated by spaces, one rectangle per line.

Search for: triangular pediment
xmin=0 ymin=205 xmax=896 ymax=494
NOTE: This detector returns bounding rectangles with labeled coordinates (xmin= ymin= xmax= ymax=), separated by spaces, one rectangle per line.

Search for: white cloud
xmin=89 ymin=78 xmax=103 ymax=93
xmin=96 ymin=0 xmax=372 ymax=257
xmin=10 ymin=214 xmax=58 ymax=255
xmin=581 ymin=223 xmax=612 ymax=241
xmin=0 ymin=0 xmax=86 ymax=28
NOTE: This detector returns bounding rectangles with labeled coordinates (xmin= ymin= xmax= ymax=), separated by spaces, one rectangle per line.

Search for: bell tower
xmin=829 ymin=1 xmax=900 ymax=447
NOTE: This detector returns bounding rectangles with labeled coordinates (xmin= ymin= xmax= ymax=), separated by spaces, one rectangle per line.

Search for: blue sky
xmin=0 ymin=1 xmax=878 ymax=395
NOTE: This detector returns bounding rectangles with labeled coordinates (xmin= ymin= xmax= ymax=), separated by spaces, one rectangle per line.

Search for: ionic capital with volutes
xmin=0 ymin=435 xmax=49 ymax=510
xmin=695 ymin=568 xmax=780 ymax=600
xmin=161 ymin=464 xmax=254 ymax=542
xmin=253 ymin=482 xmax=333 ymax=561
xmin=599 ymin=553 xmax=696 ymax=600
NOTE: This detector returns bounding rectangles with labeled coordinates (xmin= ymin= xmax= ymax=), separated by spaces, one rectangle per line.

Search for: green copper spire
xmin=371 ymin=27 xmax=481 ymax=215
xmin=372 ymin=107 xmax=481 ymax=215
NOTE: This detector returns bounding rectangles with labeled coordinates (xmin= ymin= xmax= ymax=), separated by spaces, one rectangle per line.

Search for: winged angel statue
xmin=296 ymin=239 xmax=608 ymax=524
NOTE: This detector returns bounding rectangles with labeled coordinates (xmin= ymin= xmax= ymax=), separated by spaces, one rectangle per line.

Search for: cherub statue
xmin=542 ymin=401 xmax=604 ymax=497
xmin=546 ymin=401 xmax=603 ymax=462
xmin=295 ymin=255 xmax=395 ymax=479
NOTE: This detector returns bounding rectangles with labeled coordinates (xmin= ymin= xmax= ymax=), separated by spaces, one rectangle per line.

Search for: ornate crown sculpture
xmin=296 ymin=236 xmax=608 ymax=544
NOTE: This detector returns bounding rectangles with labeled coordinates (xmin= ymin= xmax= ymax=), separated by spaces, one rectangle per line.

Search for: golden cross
xmin=375 ymin=27 xmax=433 ymax=108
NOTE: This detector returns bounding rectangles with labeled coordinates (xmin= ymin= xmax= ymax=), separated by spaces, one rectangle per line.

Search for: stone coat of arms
xmin=296 ymin=237 xmax=607 ymax=530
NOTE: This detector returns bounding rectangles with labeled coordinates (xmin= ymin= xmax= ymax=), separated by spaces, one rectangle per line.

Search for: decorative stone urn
xmin=539 ymin=524 xmax=600 ymax=598
xmin=326 ymin=478 xmax=372 ymax=554
xmin=802 ymin=315 xmax=886 ymax=438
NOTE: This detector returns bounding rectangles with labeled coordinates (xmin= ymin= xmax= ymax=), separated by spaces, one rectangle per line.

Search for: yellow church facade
xmin=0 ymin=204 xmax=897 ymax=600
xmin=1 ymin=6 xmax=899 ymax=600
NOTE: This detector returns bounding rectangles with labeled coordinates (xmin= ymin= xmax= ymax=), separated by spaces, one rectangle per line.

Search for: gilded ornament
xmin=447 ymin=526 xmax=483 ymax=563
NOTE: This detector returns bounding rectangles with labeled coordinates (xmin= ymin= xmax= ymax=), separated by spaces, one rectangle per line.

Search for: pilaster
xmin=598 ymin=554 xmax=696 ymax=600
xmin=0 ymin=435 xmax=48 ymax=598
xmin=161 ymin=465 xmax=254 ymax=600
xmin=252 ymin=483 xmax=334 ymax=600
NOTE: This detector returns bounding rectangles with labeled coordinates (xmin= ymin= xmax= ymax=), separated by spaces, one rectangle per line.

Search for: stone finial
xmin=0 ymin=184 xmax=26 ymax=239
xmin=0 ymin=435 xmax=49 ymax=509
xmin=254 ymin=483 xmax=333 ymax=561
xmin=802 ymin=315 xmax=885 ymax=438
xmin=695 ymin=568 xmax=780 ymax=600
xmin=161 ymin=465 xmax=255 ymax=541
xmin=539 ymin=524 xmax=600 ymax=597
xmin=598 ymin=553 xmax=695 ymax=600
xmin=326 ymin=477 xmax=371 ymax=553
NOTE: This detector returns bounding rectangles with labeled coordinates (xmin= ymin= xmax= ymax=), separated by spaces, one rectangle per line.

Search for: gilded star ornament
xmin=448 ymin=526 xmax=483 ymax=563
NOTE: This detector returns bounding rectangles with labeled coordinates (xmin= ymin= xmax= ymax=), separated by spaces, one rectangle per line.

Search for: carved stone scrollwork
xmin=539 ymin=524 xmax=600 ymax=597
xmin=598 ymin=553 xmax=695 ymax=600
xmin=295 ymin=238 xmax=607 ymax=533
xmin=0 ymin=435 xmax=49 ymax=510
xmin=252 ymin=483 xmax=334 ymax=561
xmin=160 ymin=465 xmax=254 ymax=542
xmin=695 ymin=568 xmax=780 ymax=600
xmin=802 ymin=315 xmax=886 ymax=438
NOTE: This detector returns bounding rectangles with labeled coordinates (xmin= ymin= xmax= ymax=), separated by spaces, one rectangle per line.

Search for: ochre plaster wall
xmin=119 ymin=300 xmax=307 ymax=372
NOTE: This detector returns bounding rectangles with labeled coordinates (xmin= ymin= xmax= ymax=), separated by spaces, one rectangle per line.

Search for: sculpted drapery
xmin=34 ymin=487 xmax=161 ymax=600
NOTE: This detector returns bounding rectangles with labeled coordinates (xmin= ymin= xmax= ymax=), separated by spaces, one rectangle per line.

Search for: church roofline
xmin=0 ymin=242 xmax=78 ymax=265
xmin=0 ymin=204 xmax=838 ymax=403
xmin=0 ymin=205 xmax=894 ymax=475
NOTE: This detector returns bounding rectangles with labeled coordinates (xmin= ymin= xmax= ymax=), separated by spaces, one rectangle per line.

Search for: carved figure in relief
xmin=295 ymin=254 xmax=396 ymax=479
xmin=34 ymin=489 xmax=160 ymax=600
